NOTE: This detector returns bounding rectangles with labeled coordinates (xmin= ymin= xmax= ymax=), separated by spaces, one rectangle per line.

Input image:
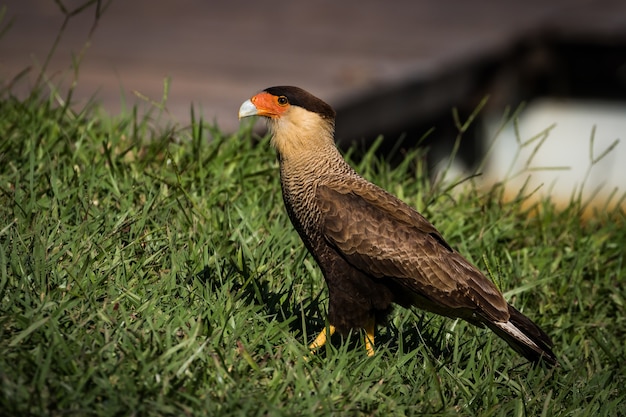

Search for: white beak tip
xmin=238 ymin=99 xmax=258 ymax=119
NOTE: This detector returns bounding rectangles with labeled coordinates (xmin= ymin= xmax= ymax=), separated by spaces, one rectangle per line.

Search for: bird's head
xmin=239 ymin=86 xmax=337 ymax=158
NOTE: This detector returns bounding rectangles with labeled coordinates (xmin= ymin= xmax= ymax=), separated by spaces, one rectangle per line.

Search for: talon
xmin=365 ymin=317 xmax=375 ymax=356
xmin=309 ymin=325 xmax=336 ymax=353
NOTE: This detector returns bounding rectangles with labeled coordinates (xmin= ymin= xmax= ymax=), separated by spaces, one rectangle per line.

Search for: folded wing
xmin=317 ymin=183 xmax=510 ymax=323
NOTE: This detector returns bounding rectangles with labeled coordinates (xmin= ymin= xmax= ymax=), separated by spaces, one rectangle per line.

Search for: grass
xmin=0 ymin=84 xmax=624 ymax=417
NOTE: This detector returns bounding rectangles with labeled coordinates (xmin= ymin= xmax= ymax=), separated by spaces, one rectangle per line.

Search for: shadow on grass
xmin=189 ymin=262 xmax=326 ymax=339
xmin=191 ymin=259 xmax=489 ymax=364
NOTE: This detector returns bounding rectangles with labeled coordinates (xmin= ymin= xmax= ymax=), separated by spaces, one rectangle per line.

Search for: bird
xmin=238 ymin=86 xmax=557 ymax=366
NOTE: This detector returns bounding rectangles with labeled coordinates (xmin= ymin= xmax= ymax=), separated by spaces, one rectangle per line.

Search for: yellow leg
xmin=309 ymin=325 xmax=336 ymax=352
xmin=364 ymin=317 xmax=375 ymax=357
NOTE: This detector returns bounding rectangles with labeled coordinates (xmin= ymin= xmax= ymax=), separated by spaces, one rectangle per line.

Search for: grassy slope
xmin=0 ymin=90 xmax=624 ymax=417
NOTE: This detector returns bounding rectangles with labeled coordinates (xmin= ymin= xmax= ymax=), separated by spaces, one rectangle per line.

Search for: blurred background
xmin=2 ymin=0 xmax=625 ymax=211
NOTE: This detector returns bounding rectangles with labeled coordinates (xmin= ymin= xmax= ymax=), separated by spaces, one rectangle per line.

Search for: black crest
xmin=264 ymin=86 xmax=336 ymax=120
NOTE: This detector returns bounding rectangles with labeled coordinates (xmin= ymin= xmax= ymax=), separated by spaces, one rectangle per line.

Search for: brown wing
xmin=316 ymin=183 xmax=509 ymax=323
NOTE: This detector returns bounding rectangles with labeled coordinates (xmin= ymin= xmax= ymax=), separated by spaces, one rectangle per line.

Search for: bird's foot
xmin=308 ymin=321 xmax=376 ymax=357
xmin=365 ymin=317 xmax=375 ymax=357
xmin=308 ymin=325 xmax=336 ymax=354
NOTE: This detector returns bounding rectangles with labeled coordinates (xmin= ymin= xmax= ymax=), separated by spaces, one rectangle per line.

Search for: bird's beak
xmin=238 ymin=99 xmax=258 ymax=119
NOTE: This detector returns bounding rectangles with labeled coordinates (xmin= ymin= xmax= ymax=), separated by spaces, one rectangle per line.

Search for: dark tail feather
xmin=486 ymin=305 xmax=558 ymax=367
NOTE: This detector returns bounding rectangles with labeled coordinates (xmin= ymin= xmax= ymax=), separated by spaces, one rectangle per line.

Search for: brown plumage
xmin=238 ymin=86 xmax=557 ymax=366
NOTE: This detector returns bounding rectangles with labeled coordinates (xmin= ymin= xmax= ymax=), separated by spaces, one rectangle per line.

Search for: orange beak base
xmin=239 ymin=91 xmax=289 ymax=119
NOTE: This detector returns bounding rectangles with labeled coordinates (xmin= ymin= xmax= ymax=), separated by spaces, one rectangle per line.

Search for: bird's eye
xmin=277 ymin=96 xmax=288 ymax=106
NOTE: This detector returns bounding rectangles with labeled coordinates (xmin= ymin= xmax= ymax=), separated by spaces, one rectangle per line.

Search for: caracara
xmin=238 ymin=86 xmax=557 ymax=366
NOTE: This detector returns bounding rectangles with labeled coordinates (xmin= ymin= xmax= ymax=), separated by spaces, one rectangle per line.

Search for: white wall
xmin=483 ymin=99 xmax=626 ymax=212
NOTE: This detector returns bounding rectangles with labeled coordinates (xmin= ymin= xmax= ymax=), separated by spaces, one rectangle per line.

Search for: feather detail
xmin=239 ymin=86 xmax=557 ymax=366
